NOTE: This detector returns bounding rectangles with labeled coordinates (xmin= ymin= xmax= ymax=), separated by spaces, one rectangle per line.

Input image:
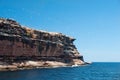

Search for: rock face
xmin=0 ymin=18 xmax=84 ymax=65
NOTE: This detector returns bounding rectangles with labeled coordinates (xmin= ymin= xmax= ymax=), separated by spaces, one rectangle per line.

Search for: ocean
xmin=0 ymin=62 xmax=119 ymax=80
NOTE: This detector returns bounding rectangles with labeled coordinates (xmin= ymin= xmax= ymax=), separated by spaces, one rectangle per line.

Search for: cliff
xmin=0 ymin=18 xmax=84 ymax=71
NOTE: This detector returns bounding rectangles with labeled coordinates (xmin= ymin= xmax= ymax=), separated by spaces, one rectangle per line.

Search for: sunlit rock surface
xmin=0 ymin=18 xmax=84 ymax=70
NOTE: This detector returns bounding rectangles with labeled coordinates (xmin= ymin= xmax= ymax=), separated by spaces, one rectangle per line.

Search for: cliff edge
xmin=0 ymin=18 xmax=85 ymax=71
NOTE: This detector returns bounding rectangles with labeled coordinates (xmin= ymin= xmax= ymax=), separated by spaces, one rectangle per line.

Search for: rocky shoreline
xmin=0 ymin=60 xmax=85 ymax=71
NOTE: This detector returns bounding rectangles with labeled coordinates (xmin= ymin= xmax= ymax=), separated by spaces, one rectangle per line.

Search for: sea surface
xmin=0 ymin=62 xmax=119 ymax=80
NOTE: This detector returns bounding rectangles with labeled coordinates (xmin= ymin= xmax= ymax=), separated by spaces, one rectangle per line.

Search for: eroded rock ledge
xmin=0 ymin=18 xmax=84 ymax=71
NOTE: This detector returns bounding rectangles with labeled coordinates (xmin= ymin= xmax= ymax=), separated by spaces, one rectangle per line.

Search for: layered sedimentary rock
xmin=0 ymin=18 xmax=84 ymax=65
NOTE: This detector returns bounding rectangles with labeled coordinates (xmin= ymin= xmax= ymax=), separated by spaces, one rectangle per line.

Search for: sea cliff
xmin=0 ymin=18 xmax=85 ymax=71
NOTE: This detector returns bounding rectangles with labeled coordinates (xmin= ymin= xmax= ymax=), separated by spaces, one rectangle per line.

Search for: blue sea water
xmin=0 ymin=62 xmax=120 ymax=80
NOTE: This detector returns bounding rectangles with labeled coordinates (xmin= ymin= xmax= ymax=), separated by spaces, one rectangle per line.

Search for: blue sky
xmin=0 ymin=0 xmax=120 ymax=62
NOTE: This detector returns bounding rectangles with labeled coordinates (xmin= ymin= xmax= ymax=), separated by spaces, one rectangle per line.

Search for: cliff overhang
xmin=0 ymin=18 xmax=85 ymax=71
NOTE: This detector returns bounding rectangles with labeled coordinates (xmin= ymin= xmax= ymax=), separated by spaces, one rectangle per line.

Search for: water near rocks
xmin=0 ymin=62 xmax=120 ymax=80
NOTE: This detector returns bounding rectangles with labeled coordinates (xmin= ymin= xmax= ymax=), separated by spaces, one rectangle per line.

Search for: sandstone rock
xmin=0 ymin=18 xmax=84 ymax=66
